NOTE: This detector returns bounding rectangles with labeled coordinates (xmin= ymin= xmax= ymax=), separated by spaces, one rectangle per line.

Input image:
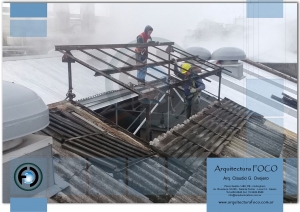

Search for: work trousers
xmin=136 ymin=53 xmax=147 ymax=83
xmin=185 ymin=95 xmax=202 ymax=119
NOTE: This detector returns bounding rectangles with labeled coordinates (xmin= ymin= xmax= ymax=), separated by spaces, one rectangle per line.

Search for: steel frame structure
xmin=56 ymin=42 xmax=229 ymax=142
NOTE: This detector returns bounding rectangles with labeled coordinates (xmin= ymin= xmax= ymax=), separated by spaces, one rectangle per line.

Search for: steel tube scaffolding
xmin=67 ymin=59 xmax=73 ymax=100
xmin=82 ymin=49 xmax=171 ymax=97
xmin=55 ymin=42 xmax=175 ymax=51
xmin=133 ymin=94 xmax=167 ymax=136
xmin=56 ymin=42 xmax=224 ymax=143
xmin=94 ymin=55 xmax=197 ymax=75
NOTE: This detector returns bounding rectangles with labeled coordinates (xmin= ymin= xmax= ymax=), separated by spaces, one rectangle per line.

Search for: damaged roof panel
xmin=41 ymin=98 xmax=296 ymax=203
xmin=151 ymin=98 xmax=297 ymax=202
xmin=50 ymin=138 xmax=151 ymax=203
xmin=43 ymin=101 xmax=203 ymax=203
xmin=151 ymin=98 xmax=257 ymax=169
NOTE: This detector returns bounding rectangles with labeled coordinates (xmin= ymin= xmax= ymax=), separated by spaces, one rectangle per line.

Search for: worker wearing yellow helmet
xmin=173 ymin=60 xmax=205 ymax=119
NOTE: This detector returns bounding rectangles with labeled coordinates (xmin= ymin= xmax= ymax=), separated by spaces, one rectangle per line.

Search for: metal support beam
xmin=145 ymin=104 xmax=151 ymax=143
xmin=172 ymin=46 xmax=232 ymax=73
xmin=99 ymin=103 xmax=114 ymax=115
xmin=58 ymin=50 xmax=145 ymax=96
xmin=115 ymin=103 xmax=118 ymax=125
xmin=126 ymin=108 xmax=146 ymax=131
xmin=111 ymin=48 xmax=173 ymax=87
xmin=134 ymin=103 xmax=143 ymax=111
xmin=153 ymin=46 xmax=206 ymax=71
xmin=94 ymin=49 xmax=172 ymax=98
xmin=55 ymin=42 xmax=175 ymax=51
xmin=173 ymin=88 xmax=184 ymax=102
xmin=125 ymin=47 xmax=211 ymax=83
xmin=132 ymin=98 xmax=135 ymax=110
xmin=66 ymin=58 xmax=75 ymax=100
xmin=167 ymin=45 xmax=171 ymax=131
xmin=133 ymin=94 xmax=166 ymax=135
xmin=218 ymin=72 xmax=222 ymax=101
xmin=146 ymin=50 xmax=204 ymax=78
xmin=170 ymin=68 xmax=223 ymax=88
xmin=203 ymin=90 xmax=222 ymax=100
xmin=124 ymin=47 xmax=185 ymax=82
xmin=57 ymin=42 xmax=226 ymax=130
xmin=95 ymin=54 xmax=196 ymax=75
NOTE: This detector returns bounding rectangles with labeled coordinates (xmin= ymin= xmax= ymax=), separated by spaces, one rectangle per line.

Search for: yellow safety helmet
xmin=181 ymin=63 xmax=192 ymax=74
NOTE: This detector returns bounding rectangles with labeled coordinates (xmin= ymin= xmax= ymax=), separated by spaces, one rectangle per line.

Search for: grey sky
xmin=3 ymin=2 xmax=297 ymax=61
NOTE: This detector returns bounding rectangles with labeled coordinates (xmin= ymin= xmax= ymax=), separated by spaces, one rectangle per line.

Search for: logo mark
xmin=14 ymin=163 xmax=43 ymax=191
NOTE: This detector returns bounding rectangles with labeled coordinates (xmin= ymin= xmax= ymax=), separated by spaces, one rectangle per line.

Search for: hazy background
xmin=2 ymin=2 xmax=297 ymax=62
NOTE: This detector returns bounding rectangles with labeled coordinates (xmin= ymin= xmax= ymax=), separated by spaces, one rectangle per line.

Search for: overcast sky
xmin=105 ymin=3 xmax=297 ymax=61
xmin=3 ymin=2 xmax=297 ymax=61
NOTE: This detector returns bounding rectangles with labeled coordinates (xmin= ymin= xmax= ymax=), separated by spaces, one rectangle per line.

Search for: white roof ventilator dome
xmin=211 ymin=47 xmax=246 ymax=60
xmin=182 ymin=47 xmax=211 ymax=60
xmin=3 ymin=81 xmax=49 ymax=150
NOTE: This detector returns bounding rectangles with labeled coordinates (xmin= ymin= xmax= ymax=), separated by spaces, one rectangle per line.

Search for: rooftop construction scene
xmin=2 ymin=2 xmax=298 ymax=206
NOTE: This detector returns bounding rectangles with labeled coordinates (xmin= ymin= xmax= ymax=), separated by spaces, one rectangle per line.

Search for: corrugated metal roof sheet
xmin=42 ymin=101 xmax=199 ymax=203
xmin=204 ymin=61 xmax=297 ymax=133
xmin=45 ymin=99 xmax=297 ymax=203
xmin=40 ymin=99 xmax=296 ymax=203
xmin=78 ymin=79 xmax=168 ymax=111
xmin=169 ymin=162 xmax=207 ymax=203
xmin=49 ymin=137 xmax=151 ymax=203
xmin=151 ymin=98 xmax=257 ymax=168
xmin=3 ymin=54 xmax=297 ymax=135
xmin=2 ymin=55 xmax=119 ymax=105
xmin=151 ymin=98 xmax=297 ymax=202
xmin=47 ymin=109 xmax=153 ymax=170
xmin=46 ymin=101 xmax=149 ymax=150
xmin=113 ymin=155 xmax=194 ymax=203
xmin=39 ymin=101 xmax=152 ymax=203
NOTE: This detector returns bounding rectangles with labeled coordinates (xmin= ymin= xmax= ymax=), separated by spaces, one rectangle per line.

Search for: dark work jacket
xmin=174 ymin=63 xmax=205 ymax=97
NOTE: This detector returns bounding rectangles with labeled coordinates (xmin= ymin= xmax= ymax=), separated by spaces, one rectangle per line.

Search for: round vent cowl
xmin=3 ymin=81 xmax=49 ymax=142
xmin=181 ymin=47 xmax=211 ymax=60
xmin=211 ymin=47 xmax=246 ymax=60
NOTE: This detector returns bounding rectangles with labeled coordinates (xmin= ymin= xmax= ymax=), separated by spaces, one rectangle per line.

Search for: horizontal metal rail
xmin=172 ymin=46 xmax=232 ymax=73
xmin=123 ymin=47 xmax=212 ymax=85
xmin=124 ymin=47 xmax=187 ymax=82
xmin=155 ymin=46 xmax=214 ymax=71
xmin=55 ymin=42 xmax=175 ymax=51
xmin=146 ymin=50 xmax=211 ymax=83
xmin=58 ymin=50 xmax=145 ymax=97
xmin=126 ymin=108 xmax=146 ymax=131
xmin=169 ymin=68 xmax=223 ymax=88
xmin=134 ymin=94 xmax=167 ymax=135
xmin=242 ymin=59 xmax=297 ymax=83
xmin=173 ymin=88 xmax=184 ymax=102
xmin=95 ymin=56 xmax=196 ymax=75
xmin=111 ymin=48 xmax=173 ymax=87
xmin=81 ymin=49 xmax=172 ymax=98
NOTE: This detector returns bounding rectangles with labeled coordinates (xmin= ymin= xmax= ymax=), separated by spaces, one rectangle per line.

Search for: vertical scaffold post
xmin=218 ymin=71 xmax=222 ymax=101
xmin=63 ymin=50 xmax=76 ymax=101
xmin=115 ymin=103 xmax=118 ymax=125
xmin=167 ymin=45 xmax=171 ymax=130
xmin=145 ymin=104 xmax=151 ymax=143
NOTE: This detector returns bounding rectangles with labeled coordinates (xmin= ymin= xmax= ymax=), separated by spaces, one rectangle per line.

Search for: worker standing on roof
xmin=135 ymin=25 xmax=154 ymax=85
xmin=173 ymin=60 xmax=205 ymax=119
